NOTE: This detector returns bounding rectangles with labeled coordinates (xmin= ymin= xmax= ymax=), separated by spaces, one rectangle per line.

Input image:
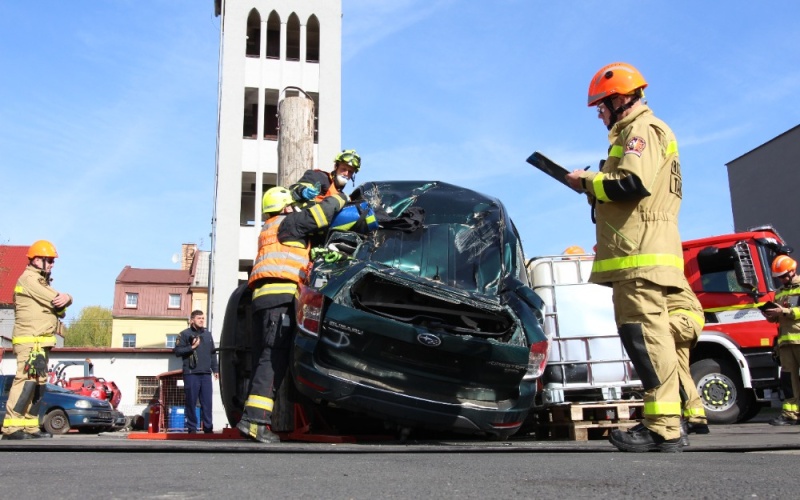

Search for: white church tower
xmin=210 ymin=0 xmax=342 ymax=334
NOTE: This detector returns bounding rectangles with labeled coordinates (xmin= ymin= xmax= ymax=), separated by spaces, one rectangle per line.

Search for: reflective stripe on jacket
xmin=248 ymin=215 xmax=310 ymax=298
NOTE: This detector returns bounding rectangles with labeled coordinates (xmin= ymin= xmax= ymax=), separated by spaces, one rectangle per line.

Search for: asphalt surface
xmin=2 ymin=410 xmax=799 ymax=453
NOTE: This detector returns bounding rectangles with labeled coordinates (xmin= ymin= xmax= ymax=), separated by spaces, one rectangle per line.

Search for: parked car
xmin=0 ymin=374 xmax=115 ymax=434
xmin=220 ymin=180 xmax=549 ymax=439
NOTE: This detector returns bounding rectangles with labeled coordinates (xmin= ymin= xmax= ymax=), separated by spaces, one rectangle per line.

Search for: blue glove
xmin=300 ymin=185 xmax=320 ymax=200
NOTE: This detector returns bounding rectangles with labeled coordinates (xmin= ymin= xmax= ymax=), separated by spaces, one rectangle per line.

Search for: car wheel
xmin=42 ymin=409 xmax=70 ymax=435
xmin=691 ymin=358 xmax=755 ymax=425
xmin=219 ymin=284 xmax=253 ymax=428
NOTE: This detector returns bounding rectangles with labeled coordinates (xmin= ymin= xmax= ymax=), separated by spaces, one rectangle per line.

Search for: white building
xmin=209 ymin=0 xmax=342 ymax=334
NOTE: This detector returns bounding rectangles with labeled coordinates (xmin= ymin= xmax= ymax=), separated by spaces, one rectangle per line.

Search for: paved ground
xmin=2 ymin=409 xmax=799 ymax=454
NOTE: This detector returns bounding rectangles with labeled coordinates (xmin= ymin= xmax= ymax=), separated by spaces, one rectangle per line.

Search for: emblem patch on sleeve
xmin=625 ymin=136 xmax=646 ymax=157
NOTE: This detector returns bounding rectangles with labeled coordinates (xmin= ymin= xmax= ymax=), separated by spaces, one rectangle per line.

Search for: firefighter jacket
xmin=291 ymin=169 xmax=342 ymax=205
xmin=12 ymin=265 xmax=71 ymax=346
xmin=577 ymin=104 xmax=684 ymax=288
xmin=249 ymin=192 xmax=348 ymax=304
xmin=173 ymin=326 xmax=218 ymax=375
xmin=774 ymin=275 xmax=800 ymax=345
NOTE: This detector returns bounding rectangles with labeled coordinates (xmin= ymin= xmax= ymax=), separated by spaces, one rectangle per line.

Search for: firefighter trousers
xmin=613 ymin=278 xmax=682 ymax=440
xmin=241 ymin=304 xmax=294 ymax=425
xmin=2 ymin=343 xmax=47 ymax=435
xmin=670 ymin=315 xmax=706 ymax=423
xmin=778 ymin=343 xmax=800 ymax=419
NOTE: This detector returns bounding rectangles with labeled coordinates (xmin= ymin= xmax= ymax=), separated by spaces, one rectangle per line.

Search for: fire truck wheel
xmin=42 ymin=409 xmax=71 ymax=435
xmin=691 ymin=358 xmax=755 ymax=425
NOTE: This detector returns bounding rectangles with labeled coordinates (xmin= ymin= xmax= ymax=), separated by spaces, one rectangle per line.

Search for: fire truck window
xmin=697 ymin=246 xmax=746 ymax=293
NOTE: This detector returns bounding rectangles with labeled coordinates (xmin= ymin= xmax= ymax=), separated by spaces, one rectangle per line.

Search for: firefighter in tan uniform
xmin=2 ymin=240 xmax=72 ymax=440
xmin=567 ymin=62 xmax=685 ymax=452
xmin=668 ymin=278 xmax=709 ymax=443
xmin=762 ymin=255 xmax=800 ymax=425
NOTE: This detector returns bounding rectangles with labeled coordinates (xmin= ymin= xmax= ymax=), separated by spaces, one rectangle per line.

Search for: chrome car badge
xmin=417 ymin=333 xmax=442 ymax=347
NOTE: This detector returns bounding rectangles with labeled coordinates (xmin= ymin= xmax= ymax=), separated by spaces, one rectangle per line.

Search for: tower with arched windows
xmin=210 ymin=0 xmax=342 ymax=336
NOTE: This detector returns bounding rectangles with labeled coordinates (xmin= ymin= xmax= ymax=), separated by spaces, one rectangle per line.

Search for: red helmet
xmin=27 ymin=240 xmax=58 ymax=259
xmin=771 ymin=255 xmax=797 ymax=277
xmin=588 ymin=62 xmax=648 ymax=107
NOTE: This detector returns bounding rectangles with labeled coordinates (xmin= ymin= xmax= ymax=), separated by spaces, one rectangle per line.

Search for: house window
xmin=136 ymin=376 xmax=159 ymax=405
xmin=122 ymin=334 xmax=136 ymax=348
xmin=166 ymin=334 xmax=178 ymax=348
xmin=168 ymin=294 xmax=181 ymax=309
xmin=125 ymin=293 xmax=138 ymax=308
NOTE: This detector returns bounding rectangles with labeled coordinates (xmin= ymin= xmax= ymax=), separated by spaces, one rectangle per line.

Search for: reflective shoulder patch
xmin=625 ymin=136 xmax=646 ymax=157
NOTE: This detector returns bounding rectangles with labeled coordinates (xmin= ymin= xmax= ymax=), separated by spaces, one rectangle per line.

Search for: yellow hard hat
xmin=27 ymin=240 xmax=58 ymax=259
xmin=262 ymin=187 xmax=293 ymax=214
xmin=563 ymin=245 xmax=585 ymax=255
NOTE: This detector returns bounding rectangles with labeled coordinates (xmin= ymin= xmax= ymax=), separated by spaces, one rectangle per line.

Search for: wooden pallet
xmin=531 ymin=401 xmax=644 ymax=441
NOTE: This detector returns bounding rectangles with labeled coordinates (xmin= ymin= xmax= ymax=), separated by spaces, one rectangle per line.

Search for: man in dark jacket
xmin=173 ymin=310 xmax=218 ymax=433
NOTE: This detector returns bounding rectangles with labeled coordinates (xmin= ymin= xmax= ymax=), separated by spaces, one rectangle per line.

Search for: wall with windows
xmin=110 ymin=317 xmax=189 ymax=349
xmin=210 ymin=0 xmax=342 ymax=335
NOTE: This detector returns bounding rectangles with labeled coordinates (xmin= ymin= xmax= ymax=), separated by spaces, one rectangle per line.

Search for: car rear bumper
xmin=293 ymin=336 xmax=534 ymax=439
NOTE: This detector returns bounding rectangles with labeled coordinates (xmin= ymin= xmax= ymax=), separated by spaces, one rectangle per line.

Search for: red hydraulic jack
xmin=278 ymin=403 xmax=393 ymax=443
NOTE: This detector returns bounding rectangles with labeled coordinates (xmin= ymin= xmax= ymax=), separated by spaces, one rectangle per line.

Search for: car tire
xmin=42 ymin=409 xmax=70 ymax=435
xmin=691 ymin=358 xmax=755 ymax=425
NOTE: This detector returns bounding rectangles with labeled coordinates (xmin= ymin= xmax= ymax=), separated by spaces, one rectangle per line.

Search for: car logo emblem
xmin=417 ymin=333 xmax=441 ymax=347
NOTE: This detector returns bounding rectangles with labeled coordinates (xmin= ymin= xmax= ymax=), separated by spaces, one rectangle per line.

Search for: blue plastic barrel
xmin=167 ymin=406 xmax=202 ymax=432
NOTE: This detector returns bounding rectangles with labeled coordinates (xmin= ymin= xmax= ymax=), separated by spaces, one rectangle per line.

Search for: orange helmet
xmin=27 ymin=240 xmax=58 ymax=259
xmin=771 ymin=255 xmax=797 ymax=277
xmin=563 ymin=246 xmax=586 ymax=255
xmin=587 ymin=62 xmax=648 ymax=107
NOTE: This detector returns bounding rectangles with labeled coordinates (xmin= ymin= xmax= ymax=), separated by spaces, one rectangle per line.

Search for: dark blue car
xmin=1 ymin=374 xmax=115 ymax=434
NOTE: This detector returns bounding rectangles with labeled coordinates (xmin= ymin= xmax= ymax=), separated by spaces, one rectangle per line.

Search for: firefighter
xmin=289 ymin=149 xmax=361 ymax=205
xmin=236 ymin=186 xmax=347 ymax=443
xmin=566 ymin=62 xmax=685 ymax=452
xmin=762 ymin=255 xmax=800 ymax=425
xmin=2 ymin=240 xmax=72 ymax=440
xmin=668 ymin=279 xmax=710 ymax=444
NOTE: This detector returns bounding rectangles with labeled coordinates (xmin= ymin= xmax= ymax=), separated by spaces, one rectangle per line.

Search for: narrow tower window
xmin=266 ymin=11 xmax=281 ymax=59
xmin=245 ymin=9 xmax=261 ymax=57
xmin=306 ymin=15 xmax=320 ymax=63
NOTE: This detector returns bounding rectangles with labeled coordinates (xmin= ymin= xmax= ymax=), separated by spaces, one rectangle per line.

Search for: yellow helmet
xmin=262 ymin=187 xmax=293 ymax=214
xmin=334 ymin=149 xmax=361 ymax=172
xmin=563 ymin=245 xmax=586 ymax=255
xmin=27 ymin=240 xmax=58 ymax=259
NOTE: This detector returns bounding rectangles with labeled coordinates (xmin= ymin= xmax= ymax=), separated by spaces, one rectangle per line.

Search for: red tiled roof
xmin=0 ymin=246 xmax=30 ymax=305
xmin=115 ymin=265 xmax=191 ymax=285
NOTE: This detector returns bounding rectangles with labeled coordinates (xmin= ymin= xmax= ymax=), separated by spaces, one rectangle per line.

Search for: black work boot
xmin=609 ymin=423 xmax=682 ymax=453
xmin=3 ymin=431 xmax=35 ymax=440
xmin=236 ymin=419 xmax=280 ymax=443
xmin=31 ymin=430 xmax=52 ymax=439
xmin=769 ymin=414 xmax=798 ymax=426
xmin=685 ymin=421 xmax=710 ymax=434
xmin=679 ymin=420 xmax=690 ymax=447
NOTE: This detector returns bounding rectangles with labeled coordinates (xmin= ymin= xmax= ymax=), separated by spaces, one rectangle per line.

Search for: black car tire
xmin=42 ymin=409 xmax=70 ymax=435
xmin=691 ymin=358 xmax=755 ymax=425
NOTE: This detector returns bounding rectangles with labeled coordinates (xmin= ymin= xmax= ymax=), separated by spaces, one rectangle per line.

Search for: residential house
xmin=0 ymin=245 xmax=29 ymax=348
xmin=111 ymin=244 xmax=210 ymax=349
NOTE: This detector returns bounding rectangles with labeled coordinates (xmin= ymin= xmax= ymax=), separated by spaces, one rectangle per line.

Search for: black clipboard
xmin=758 ymin=301 xmax=779 ymax=311
xmin=526 ymin=151 xmax=581 ymax=193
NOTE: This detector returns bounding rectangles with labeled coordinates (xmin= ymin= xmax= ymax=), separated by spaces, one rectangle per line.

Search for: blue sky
xmin=2 ymin=0 xmax=800 ymax=321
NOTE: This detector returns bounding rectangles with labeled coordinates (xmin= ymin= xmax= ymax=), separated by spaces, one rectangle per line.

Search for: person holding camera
xmin=173 ymin=310 xmax=218 ymax=433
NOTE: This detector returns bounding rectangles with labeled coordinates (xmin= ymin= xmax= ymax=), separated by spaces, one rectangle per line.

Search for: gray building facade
xmin=726 ymin=124 xmax=800 ymax=251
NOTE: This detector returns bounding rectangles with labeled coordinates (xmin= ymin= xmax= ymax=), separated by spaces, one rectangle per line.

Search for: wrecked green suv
xmin=220 ymin=180 xmax=549 ymax=439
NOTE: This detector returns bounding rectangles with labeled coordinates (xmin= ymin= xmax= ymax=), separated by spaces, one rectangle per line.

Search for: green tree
xmin=65 ymin=306 xmax=112 ymax=347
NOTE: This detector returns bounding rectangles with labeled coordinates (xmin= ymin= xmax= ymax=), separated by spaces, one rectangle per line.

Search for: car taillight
xmin=524 ymin=338 xmax=549 ymax=380
xmin=297 ymin=284 xmax=324 ymax=336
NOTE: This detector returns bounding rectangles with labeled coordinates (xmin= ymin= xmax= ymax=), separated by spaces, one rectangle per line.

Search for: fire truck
xmin=527 ymin=225 xmax=792 ymax=424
